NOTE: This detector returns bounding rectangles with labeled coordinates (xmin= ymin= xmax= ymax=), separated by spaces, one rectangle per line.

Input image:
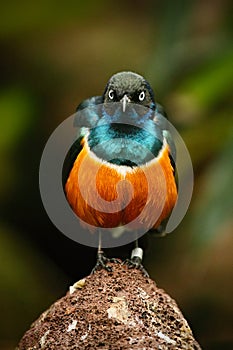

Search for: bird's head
xmin=103 ymin=71 xmax=155 ymax=112
xmin=87 ymin=72 xmax=161 ymax=165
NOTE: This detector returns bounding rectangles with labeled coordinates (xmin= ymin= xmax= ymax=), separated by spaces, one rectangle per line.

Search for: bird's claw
xmin=123 ymin=257 xmax=149 ymax=277
xmin=91 ymin=252 xmax=121 ymax=274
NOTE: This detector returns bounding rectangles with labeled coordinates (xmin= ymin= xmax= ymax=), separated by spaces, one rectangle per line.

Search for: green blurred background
xmin=0 ymin=1 xmax=232 ymax=349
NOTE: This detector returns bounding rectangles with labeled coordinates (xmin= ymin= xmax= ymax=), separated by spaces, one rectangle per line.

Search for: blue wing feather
xmin=149 ymin=103 xmax=177 ymax=235
xmin=73 ymin=96 xmax=103 ymax=128
xmin=154 ymin=103 xmax=176 ymax=172
xmin=63 ymin=96 xmax=102 ymax=185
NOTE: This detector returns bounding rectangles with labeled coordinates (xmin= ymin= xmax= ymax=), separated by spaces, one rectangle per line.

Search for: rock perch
xmin=17 ymin=262 xmax=202 ymax=349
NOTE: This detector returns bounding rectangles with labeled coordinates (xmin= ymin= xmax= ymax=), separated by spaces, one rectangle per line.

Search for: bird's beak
xmin=121 ymin=94 xmax=130 ymax=112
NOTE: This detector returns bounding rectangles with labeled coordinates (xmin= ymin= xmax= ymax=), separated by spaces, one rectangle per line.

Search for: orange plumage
xmin=65 ymin=137 xmax=177 ymax=232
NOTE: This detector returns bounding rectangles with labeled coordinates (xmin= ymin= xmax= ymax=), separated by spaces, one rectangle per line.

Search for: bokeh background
xmin=0 ymin=1 xmax=232 ymax=349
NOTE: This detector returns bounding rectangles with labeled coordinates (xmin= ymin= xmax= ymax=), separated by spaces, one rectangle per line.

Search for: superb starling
xmin=64 ymin=72 xmax=177 ymax=273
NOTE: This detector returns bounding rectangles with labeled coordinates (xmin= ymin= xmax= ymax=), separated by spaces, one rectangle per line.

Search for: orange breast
xmin=65 ymin=138 xmax=177 ymax=231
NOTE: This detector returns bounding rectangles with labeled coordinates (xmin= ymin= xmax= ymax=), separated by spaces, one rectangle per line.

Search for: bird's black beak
xmin=120 ymin=94 xmax=130 ymax=112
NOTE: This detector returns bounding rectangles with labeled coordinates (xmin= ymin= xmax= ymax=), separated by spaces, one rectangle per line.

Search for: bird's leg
xmin=91 ymin=231 xmax=120 ymax=273
xmin=123 ymin=238 xmax=149 ymax=277
xmin=92 ymin=231 xmax=111 ymax=273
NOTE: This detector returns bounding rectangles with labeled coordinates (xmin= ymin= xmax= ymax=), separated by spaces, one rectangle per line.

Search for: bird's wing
xmin=149 ymin=103 xmax=177 ymax=236
xmin=62 ymin=96 xmax=103 ymax=186
xmin=73 ymin=95 xmax=103 ymax=129
xmin=154 ymin=103 xmax=176 ymax=172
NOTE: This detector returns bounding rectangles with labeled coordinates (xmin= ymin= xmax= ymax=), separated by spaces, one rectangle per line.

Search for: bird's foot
xmin=91 ymin=251 xmax=121 ymax=274
xmin=123 ymin=247 xmax=149 ymax=277
xmin=123 ymin=257 xmax=149 ymax=277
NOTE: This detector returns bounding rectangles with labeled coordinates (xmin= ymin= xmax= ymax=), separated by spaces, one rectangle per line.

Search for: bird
xmin=64 ymin=71 xmax=177 ymax=274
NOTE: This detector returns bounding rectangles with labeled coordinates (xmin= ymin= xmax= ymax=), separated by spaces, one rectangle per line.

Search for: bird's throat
xmin=87 ymin=123 xmax=163 ymax=166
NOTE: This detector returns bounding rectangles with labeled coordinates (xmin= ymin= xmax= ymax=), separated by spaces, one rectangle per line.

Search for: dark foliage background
xmin=0 ymin=1 xmax=232 ymax=349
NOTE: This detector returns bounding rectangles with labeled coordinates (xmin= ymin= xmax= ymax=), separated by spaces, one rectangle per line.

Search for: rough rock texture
xmin=17 ymin=263 xmax=202 ymax=349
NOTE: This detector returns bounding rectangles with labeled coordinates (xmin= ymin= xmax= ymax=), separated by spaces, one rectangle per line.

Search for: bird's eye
xmin=138 ymin=91 xmax=146 ymax=101
xmin=108 ymin=89 xmax=115 ymax=100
